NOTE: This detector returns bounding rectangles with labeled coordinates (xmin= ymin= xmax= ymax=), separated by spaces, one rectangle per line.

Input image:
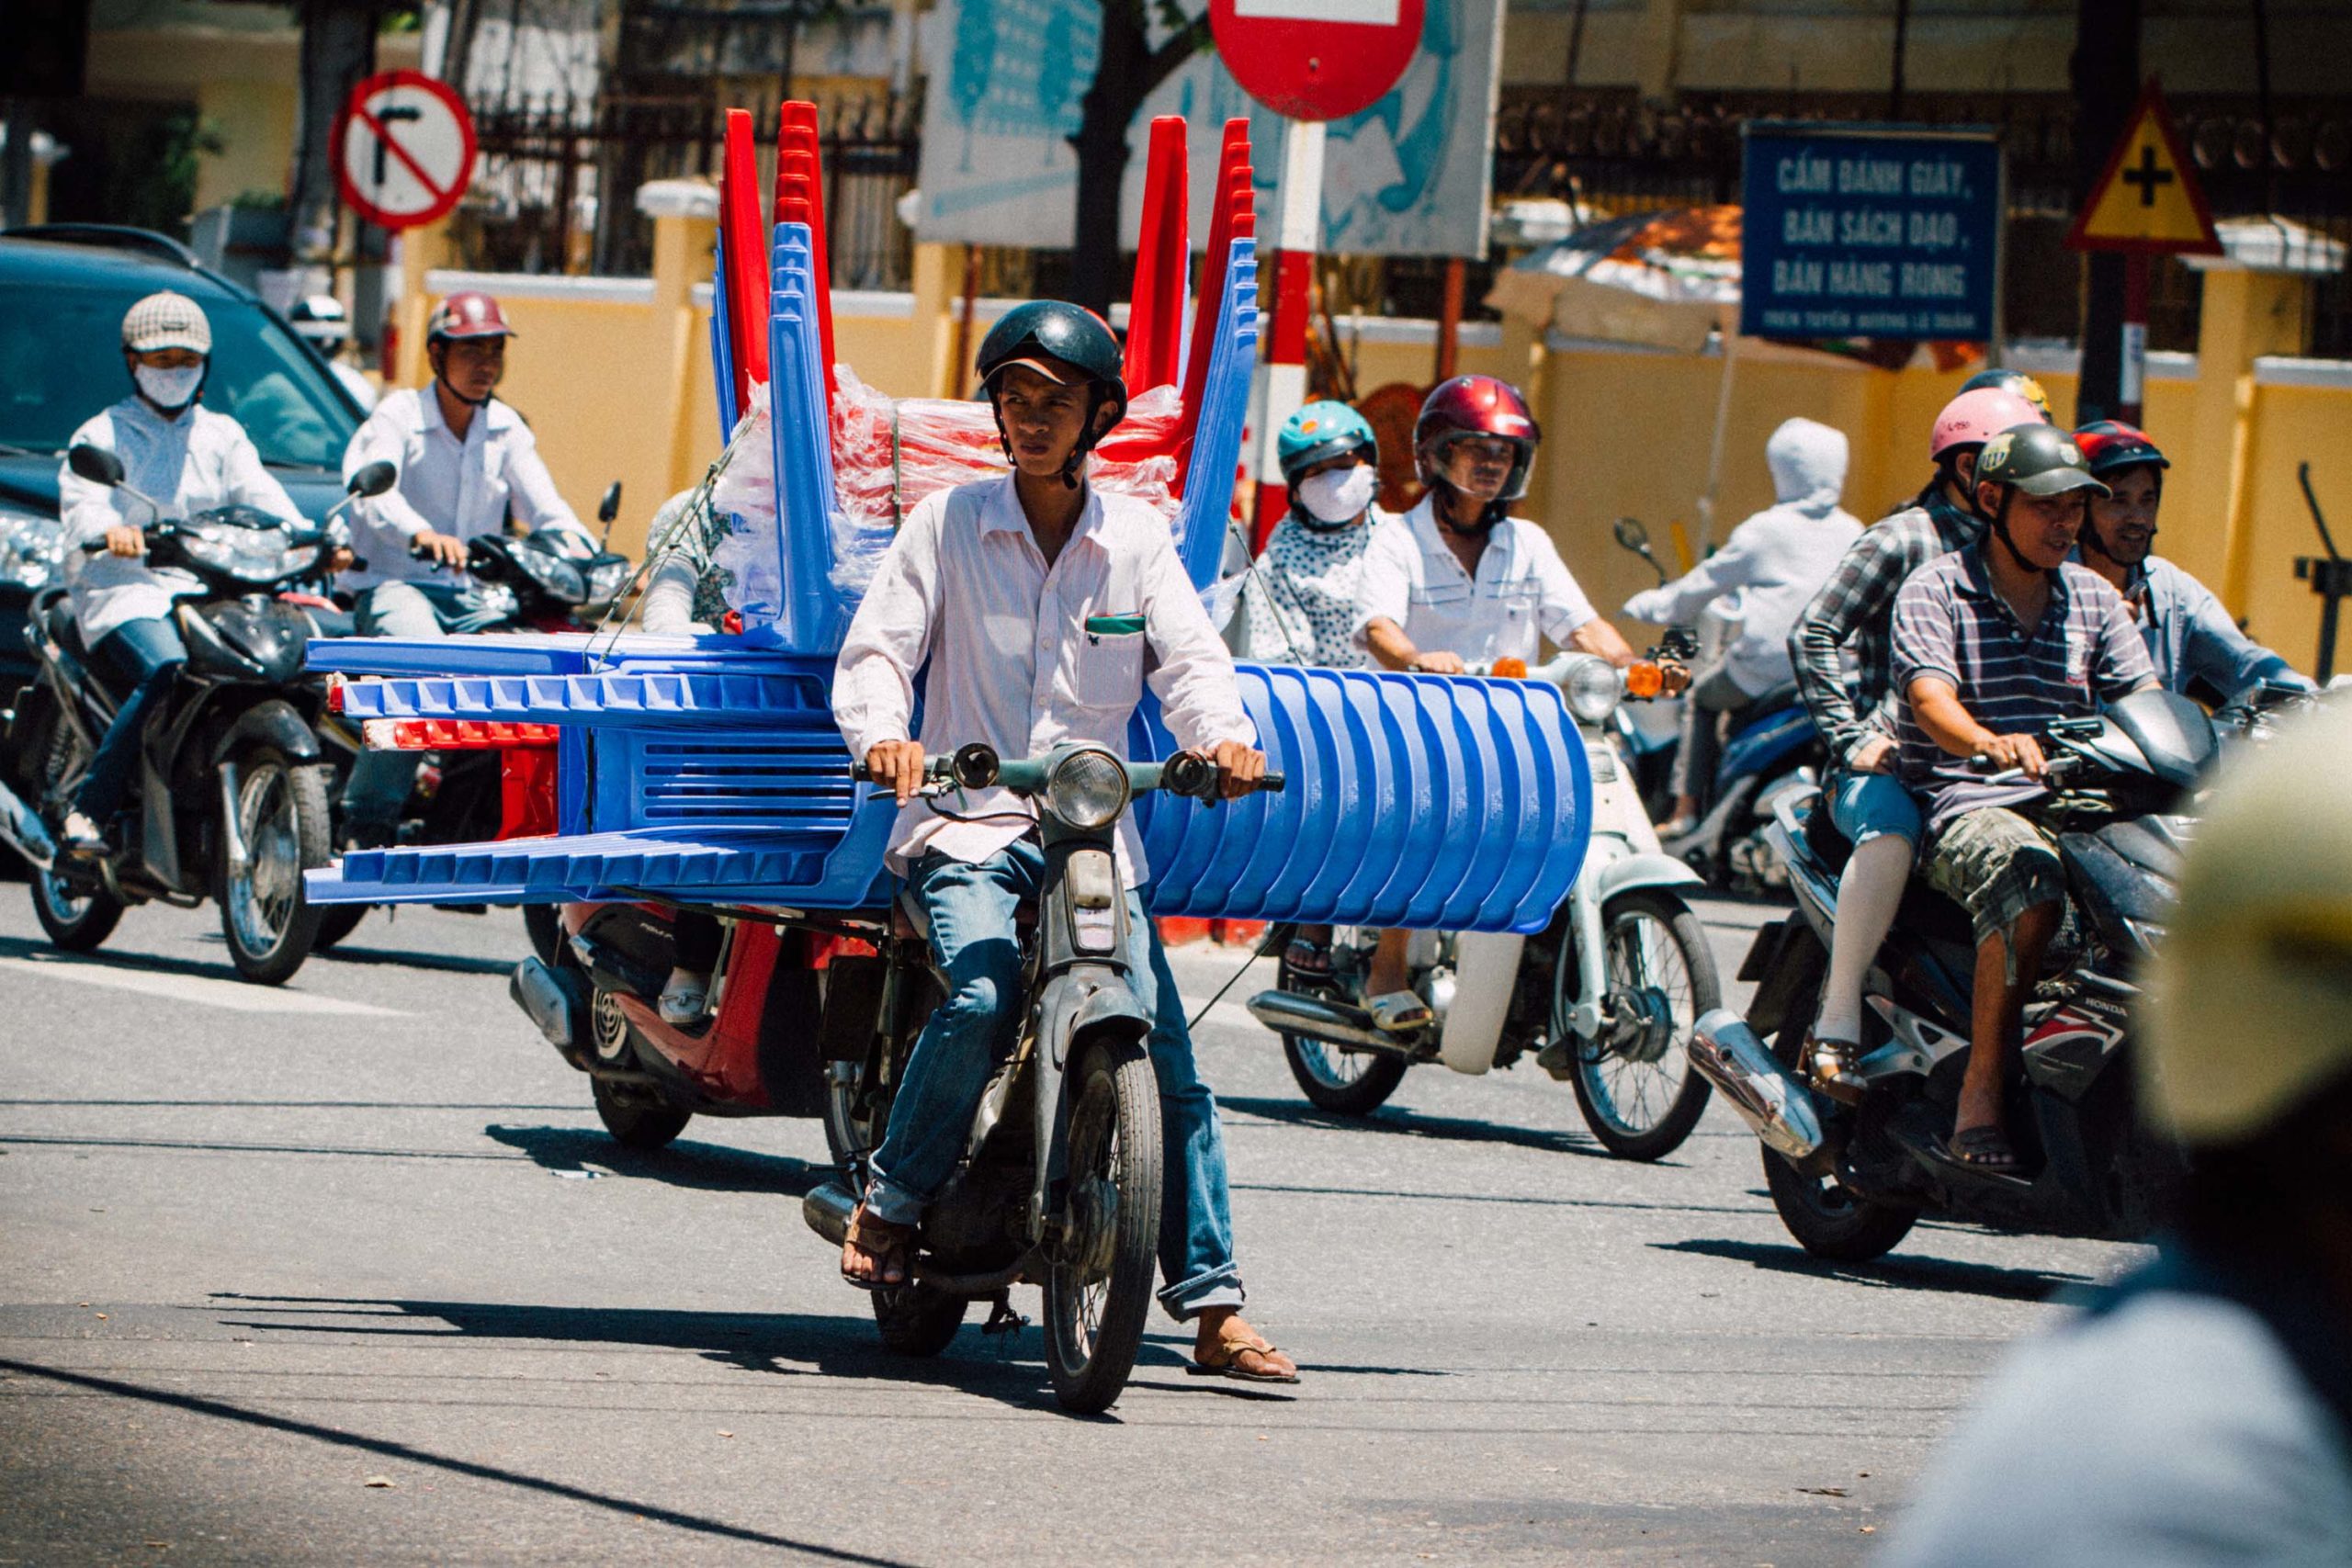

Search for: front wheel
xmin=1560 ymin=888 xmax=1719 ymax=1161
xmin=1041 ymin=1037 xmax=1163 ymax=1415
xmin=214 ymin=748 xmax=332 ymax=985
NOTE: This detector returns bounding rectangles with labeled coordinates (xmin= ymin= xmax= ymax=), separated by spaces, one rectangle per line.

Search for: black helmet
xmin=1959 ymin=367 xmax=2052 ymax=421
xmin=1974 ymin=423 xmax=2109 ymax=499
xmin=975 ymin=301 xmax=1128 ymax=486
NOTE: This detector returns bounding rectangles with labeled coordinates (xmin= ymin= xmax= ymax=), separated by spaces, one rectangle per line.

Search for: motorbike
xmin=1688 ymin=686 xmax=2222 ymax=1259
xmin=1613 ymin=516 xmax=1824 ymax=893
xmin=310 ymin=481 xmax=632 ymax=957
xmin=504 ymin=742 xmax=1283 ymax=1414
xmin=2 ymin=446 xmax=394 ymax=983
xmin=1242 ymin=651 xmax=1721 ymax=1160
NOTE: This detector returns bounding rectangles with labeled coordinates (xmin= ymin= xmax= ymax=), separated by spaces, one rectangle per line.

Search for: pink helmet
xmin=1929 ymin=388 xmax=2044 ymax=462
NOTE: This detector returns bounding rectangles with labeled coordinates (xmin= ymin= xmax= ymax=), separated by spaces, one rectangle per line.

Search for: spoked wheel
xmin=215 ymin=748 xmax=332 ymax=985
xmin=1759 ymin=982 xmax=1918 ymax=1261
xmin=1276 ymin=951 xmax=1408 ymax=1116
xmin=1559 ymin=889 xmax=1719 ymax=1161
xmin=1041 ymin=1037 xmax=1162 ymax=1415
xmin=28 ymin=720 xmax=121 ymax=953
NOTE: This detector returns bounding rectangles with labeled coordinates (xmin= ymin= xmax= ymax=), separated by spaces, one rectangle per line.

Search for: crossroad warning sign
xmin=334 ymin=70 xmax=476 ymax=231
xmin=2066 ymin=81 xmax=2221 ymax=255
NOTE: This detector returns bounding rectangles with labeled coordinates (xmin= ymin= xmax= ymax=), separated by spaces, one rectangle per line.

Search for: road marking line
xmin=0 ymin=956 xmax=404 ymax=1017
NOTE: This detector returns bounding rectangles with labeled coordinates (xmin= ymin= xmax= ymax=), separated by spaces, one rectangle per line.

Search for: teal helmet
xmin=1276 ymin=400 xmax=1377 ymax=487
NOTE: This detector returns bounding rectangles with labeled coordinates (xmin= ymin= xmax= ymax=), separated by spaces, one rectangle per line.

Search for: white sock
xmin=1815 ymin=833 xmax=1913 ymax=1044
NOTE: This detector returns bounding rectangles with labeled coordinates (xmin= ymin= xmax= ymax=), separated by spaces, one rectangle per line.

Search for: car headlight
xmin=1559 ymin=654 xmax=1623 ymax=725
xmin=0 ymin=508 xmax=65 ymax=591
xmin=1046 ymin=746 xmax=1132 ymax=830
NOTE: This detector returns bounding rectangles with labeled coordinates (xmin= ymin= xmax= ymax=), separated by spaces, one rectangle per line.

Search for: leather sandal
xmin=1364 ymin=990 xmax=1432 ymax=1034
xmin=1808 ymin=1035 xmax=1864 ymax=1104
xmin=840 ymin=1203 xmax=917 ymax=1292
xmin=1188 ymin=1330 xmax=1301 ymax=1384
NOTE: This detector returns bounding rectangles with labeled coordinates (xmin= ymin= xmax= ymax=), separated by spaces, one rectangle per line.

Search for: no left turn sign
xmin=334 ymin=70 xmax=476 ymax=231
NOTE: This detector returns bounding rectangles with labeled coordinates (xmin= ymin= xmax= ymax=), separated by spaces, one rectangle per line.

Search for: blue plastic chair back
xmin=1172 ymin=238 xmax=1258 ymax=592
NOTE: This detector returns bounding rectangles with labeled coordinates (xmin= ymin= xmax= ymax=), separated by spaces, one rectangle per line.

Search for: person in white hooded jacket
xmin=1623 ymin=417 xmax=1861 ymax=836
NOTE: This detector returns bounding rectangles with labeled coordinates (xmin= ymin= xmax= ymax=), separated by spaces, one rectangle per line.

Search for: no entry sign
xmin=334 ymin=70 xmax=476 ymax=231
xmin=1209 ymin=0 xmax=1425 ymax=123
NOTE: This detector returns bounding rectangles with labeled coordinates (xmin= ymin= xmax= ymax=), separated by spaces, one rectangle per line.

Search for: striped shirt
xmin=1891 ymin=546 xmax=2154 ymax=834
xmin=1789 ymin=484 xmax=1981 ymax=769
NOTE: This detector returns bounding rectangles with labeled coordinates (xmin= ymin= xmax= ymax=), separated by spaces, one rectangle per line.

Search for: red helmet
xmin=1415 ymin=375 xmax=1539 ymax=504
xmin=2073 ymin=420 xmax=2169 ymax=478
xmin=426 ymin=291 xmax=514 ymax=343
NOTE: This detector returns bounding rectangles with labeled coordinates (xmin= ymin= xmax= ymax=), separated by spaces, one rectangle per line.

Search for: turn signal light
xmin=1624 ymin=661 xmax=1665 ymax=700
xmin=361 ymin=719 xmax=561 ymax=751
xmin=1490 ymin=658 xmax=1529 ymax=679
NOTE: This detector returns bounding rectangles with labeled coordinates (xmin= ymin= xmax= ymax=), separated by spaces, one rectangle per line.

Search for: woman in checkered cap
xmin=53 ymin=291 xmax=308 ymax=853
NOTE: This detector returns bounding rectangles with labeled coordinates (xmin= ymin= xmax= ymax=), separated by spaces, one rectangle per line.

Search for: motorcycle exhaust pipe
xmin=1244 ymin=990 xmax=1417 ymax=1056
xmin=803 ymin=1178 xmax=857 ymax=1247
xmin=0 ymin=780 xmax=56 ymax=870
xmin=511 ymin=956 xmax=589 ymax=1062
xmin=1688 ymin=1008 xmax=1829 ymax=1170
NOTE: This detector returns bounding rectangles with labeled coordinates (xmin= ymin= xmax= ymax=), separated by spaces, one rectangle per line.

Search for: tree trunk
xmin=290 ymin=0 xmax=380 ymax=263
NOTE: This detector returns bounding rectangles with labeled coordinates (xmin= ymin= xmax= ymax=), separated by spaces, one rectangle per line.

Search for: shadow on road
xmin=1215 ymin=1094 xmax=1635 ymax=1163
xmin=0 ymin=931 xmax=251 ymax=987
xmin=483 ymin=1123 xmax=830 ymax=1196
xmin=309 ymin=941 xmax=521 ymax=977
xmin=1653 ymin=1237 xmax=2098 ymax=1303
xmin=0 ymin=1354 xmax=918 ymax=1564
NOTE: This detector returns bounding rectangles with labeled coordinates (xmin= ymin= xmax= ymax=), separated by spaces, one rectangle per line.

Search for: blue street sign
xmin=1741 ymin=122 xmax=2003 ymax=343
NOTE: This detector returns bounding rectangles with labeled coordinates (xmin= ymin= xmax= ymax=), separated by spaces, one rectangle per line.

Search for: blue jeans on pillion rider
xmin=339 ymin=580 xmax=519 ymax=838
xmin=863 ymin=839 xmax=1244 ymax=1320
xmin=73 ymin=615 xmax=187 ymax=826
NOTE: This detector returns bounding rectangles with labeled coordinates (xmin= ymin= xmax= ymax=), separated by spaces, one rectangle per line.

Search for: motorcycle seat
xmin=1742 ymin=681 xmax=1803 ymax=715
xmin=40 ymin=595 xmax=85 ymax=662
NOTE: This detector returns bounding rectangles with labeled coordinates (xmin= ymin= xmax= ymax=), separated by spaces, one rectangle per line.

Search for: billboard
xmin=913 ymin=0 xmax=1501 ymax=258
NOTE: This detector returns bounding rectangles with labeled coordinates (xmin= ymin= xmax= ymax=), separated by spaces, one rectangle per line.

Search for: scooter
xmin=1687 ymin=688 xmax=2220 ymax=1259
xmin=1243 ymin=650 xmax=1721 ymax=1160
xmin=1612 ymin=516 xmax=1821 ymax=893
xmin=505 ymin=742 xmax=1282 ymax=1415
xmin=6 ymin=446 xmax=393 ymax=983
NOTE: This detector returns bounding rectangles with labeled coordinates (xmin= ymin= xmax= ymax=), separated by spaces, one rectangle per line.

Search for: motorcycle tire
xmin=214 ymin=748 xmax=332 ymax=986
xmin=311 ymin=903 xmax=370 ymax=952
xmin=1759 ymin=983 xmax=1918 ymax=1262
xmin=522 ymin=903 xmax=564 ymax=968
xmin=1275 ymin=955 xmax=1408 ymax=1116
xmin=591 ymin=1076 xmax=691 ymax=1150
xmin=1041 ymin=1036 xmax=1163 ymax=1416
xmin=871 ymin=1285 xmax=969 ymax=1358
xmin=30 ymin=864 xmax=122 ymax=953
xmin=1563 ymin=889 xmax=1719 ymax=1162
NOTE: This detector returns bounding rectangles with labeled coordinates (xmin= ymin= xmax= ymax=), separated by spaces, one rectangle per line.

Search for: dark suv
xmin=0 ymin=225 xmax=367 ymax=720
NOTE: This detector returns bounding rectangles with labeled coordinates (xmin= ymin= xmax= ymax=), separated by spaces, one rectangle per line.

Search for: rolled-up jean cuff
xmin=860 ymin=1169 xmax=927 ymax=1228
xmin=1828 ymin=769 xmax=1923 ymax=850
xmin=1156 ymin=1263 xmax=1244 ymax=1321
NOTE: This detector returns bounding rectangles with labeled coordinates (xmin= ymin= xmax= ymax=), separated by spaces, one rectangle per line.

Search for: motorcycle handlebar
xmin=850 ymin=750 xmax=1285 ymax=800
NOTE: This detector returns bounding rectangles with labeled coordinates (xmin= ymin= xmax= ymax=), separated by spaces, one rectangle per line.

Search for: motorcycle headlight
xmin=1559 ymin=654 xmax=1623 ymax=726
xmin=1046 ymin=746 xmax=1132 ymax=830
xmin=180 ymin=525 xmax=311 ymax=586
xmin=0 ymin=508 xmax=65 ymax=591
xmin=586 ymin=556 xmax=634 ymax=604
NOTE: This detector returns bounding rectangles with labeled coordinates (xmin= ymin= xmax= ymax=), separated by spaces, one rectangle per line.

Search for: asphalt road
xmin=0 ymin=888 xmax=2148 ymax=1565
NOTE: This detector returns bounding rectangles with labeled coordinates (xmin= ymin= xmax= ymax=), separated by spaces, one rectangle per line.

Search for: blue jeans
xmin=74 ymin=615 xmax=187 ymax=824
xmin=1827 ymin=765 xmax=1923 ymax=850
xmin=865 ymin=840 xmax=1245 ymax=1320
xmin=340 ymin=580 xmax=513 ymax=834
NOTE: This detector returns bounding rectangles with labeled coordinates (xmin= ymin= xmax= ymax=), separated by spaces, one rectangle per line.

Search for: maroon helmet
xmin=1415 ymin=376 xmax=1540 ymax=512
xmin=425 ymin=291 xmax=515 ymax=343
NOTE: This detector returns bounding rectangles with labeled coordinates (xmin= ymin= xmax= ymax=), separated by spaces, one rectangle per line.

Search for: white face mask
xmin=134 ymin=364 xmax=204 ymax=412
xmin=1296 ymin=464 xmax=1377 ymax=526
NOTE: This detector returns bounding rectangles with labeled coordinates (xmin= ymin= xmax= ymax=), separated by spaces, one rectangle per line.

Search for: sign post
xmin=2064 ymin=81 xmax=2222 ymax=424
xmin=1210 ymin=0 xmax=1425 ymax=541
xmin=333 ymin=70 xmax=476 ymax=232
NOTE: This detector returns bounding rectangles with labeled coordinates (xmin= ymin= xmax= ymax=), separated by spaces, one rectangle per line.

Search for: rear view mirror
xmin=597 ymin=480 xmax=623 ymax=525
xmin=348 ymin=459 xmax=397 ymax=498
xmin=1612 ymin=516 xmax=1651 ymax=553
xmin=69 ymin=444 xmax=126 ymax=487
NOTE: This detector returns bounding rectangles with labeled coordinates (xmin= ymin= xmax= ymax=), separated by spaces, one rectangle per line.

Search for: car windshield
xmin=0 ymin=282 xmax=356 ymax=469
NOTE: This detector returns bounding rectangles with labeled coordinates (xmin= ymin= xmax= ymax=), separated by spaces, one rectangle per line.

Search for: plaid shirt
xmin=1789 ymin=484 xmax=1981 ymax=768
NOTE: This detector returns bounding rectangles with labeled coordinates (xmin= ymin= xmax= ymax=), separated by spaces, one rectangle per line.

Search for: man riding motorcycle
xmin=1785 ymin=383 xmax=2046 ymax=1096
xmin=1623 ymin=416 xmax=1860 ymax=839
xmin=1230 ymin=400 xmax=1393 ymax=976
xmin=336 ymin=290 xmax=598 ymax=845
xmin=2070 ymin=421 xmax=2314 ymax=703
xmin=55 ymin=292 xmax=310 ymax=853
xmin=1351 ymin=374 xmax=1634 ymax=1032
xmin=1888 ymin=423 xmax=2156 ymax=1169
xmin=829 ymin=300 xmax=1296 ymax=1383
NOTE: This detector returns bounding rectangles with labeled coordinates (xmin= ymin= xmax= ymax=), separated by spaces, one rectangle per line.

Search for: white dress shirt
xmin=1353 ymin=496 xmax=1598 ymax=666
xmin=59 ymin=397 xmax=306 ymax=645
xmin=341 ymin=386 xmax=588 ymax=591
xmin=833 ymin=475 xmax=1256 ymax=883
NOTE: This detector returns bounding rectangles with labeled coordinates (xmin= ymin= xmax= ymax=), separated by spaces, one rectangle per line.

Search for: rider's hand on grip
xmin=102 ymin=525 xmax=146 ymax=558
xmin=860 ymin=740 xmax=930 ymax=806
xmin=1207 ymin=739 xmax=1265 ymax=802
xmin=411 ymin=530 xmax=469 ymax=570
xmin=1975 ymin=733 xmax=2047 ymax=779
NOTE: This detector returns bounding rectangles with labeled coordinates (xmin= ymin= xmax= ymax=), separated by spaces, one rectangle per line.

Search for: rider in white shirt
xmin=1351 ymin=375 xmax=1634 ymax=1030
xmin=336 ymin=291 xmax=595 ymax=843
xmin=56 ymin=292 xmax=306 ymax=852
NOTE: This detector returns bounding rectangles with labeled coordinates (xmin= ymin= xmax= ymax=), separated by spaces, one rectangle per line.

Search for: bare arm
xmin=1566 ymin=617 xmax=1636 ymax=667
xmin=1363 ymin=616 xmax=1462 ymax=674
xmin=1905 ymin=675 xmax=2047 ymax=776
